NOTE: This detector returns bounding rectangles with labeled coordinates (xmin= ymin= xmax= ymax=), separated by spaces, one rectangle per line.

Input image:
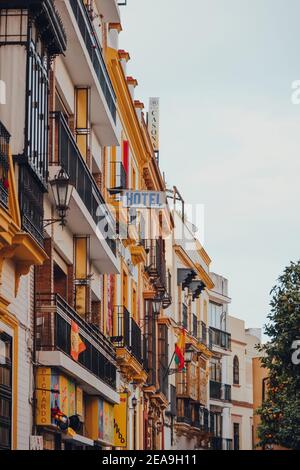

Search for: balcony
xmin=94 ymin=0 xmax=121 ymax=23
xmin=192 ymin=314 xmax=198 ymax=338
xmin=0 ymin=0 xmax=67 ymax=55
xmin=144 ymin=238 xmax=167 ymax=295
xmin=209 ymin=380 xmax=232 ymax=402
xmin=19 ymin=165 xmax=44 ymax=247
xmin=209 ymin=326 xmax=231 ymax=351
xmin=111 ymin=306 xmax=147 ymax=383
xmin=35 ymin=293 xmax=118 ymax=400
xmin=198 ymin=320 xmax=208 ymax=345
xmin=51 ymin=112 xmax=118 ymax=273
xmin=0 ymin=121 xmax=10 ymax=208
xmin=56 ymin=0 xmax=118 ymax=145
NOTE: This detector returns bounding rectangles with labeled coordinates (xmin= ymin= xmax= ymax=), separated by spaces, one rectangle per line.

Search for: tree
xmin=256 ymin=261 xmax=300 ymax=450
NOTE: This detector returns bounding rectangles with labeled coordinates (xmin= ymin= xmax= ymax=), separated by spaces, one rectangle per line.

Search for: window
xmin=209 ymin=302 xmax=224 ymax=330
xmin=0 ymin=332 xmax=12 ymax=450
xmin=233 ymin=355 xmax=239 ymax=385
xmin=210 ymin=357 xmax=222 ymax=382
xmin=233 ymin=423 xmax=240 ymax=450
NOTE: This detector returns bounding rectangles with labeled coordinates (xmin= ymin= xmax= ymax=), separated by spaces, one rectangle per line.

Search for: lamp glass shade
xmin=152 ymin=299 xmax=162 ymax=315
xmin=185 ymin=349 xmax=193 ymax=363
xmin=132 ymin=396 xmax=137 ymax=408
xmin=50 ymin=168 xmax=73 ymax=212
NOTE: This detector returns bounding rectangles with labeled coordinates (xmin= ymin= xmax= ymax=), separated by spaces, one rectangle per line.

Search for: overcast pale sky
xmin=119 ymin=0 xmax=300 ymax=334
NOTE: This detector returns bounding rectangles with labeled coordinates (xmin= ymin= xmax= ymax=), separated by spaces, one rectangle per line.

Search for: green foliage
xmin=256 ymin=261 xmax=300 ymax=449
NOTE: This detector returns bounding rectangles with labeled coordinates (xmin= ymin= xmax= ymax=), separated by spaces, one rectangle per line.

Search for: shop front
xmin=35 ymin=367 xmax=116 ymax=450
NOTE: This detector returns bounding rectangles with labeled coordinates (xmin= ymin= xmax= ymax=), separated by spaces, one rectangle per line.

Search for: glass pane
xmin=0 ymin=397 xmax=11 ymax=418
xmin=0 ymin=367 xmax=11 ymax=387
xmin=0 ymin=425 xmax=10 ymax=448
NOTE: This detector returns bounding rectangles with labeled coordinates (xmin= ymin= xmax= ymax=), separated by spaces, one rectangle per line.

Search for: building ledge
xmin=129 ymin=244 xmax=147 ymax=266
xmin=115 ymin=347 xmax=147 ymax=384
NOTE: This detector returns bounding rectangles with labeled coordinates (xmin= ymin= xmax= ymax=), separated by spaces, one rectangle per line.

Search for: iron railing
xmin=192 ymin=314 xmax=198 ymax=338
xmin=144 ymin=238 xmax=167 ymax=293
xmin=69 ymin=0 xmax=116 ymax=122
xmin=19 ymin=165 xmax=44 ymax=246
xmin=51 ymin=111 xmax=116 ymax=255
xmin=35 ymin=293 xmax=117 ymax=388
xmin=168 ymin=384 xmax=177 ymax=417
xmin=198 ymin=320 xmax=208 ymax=345
xmin=209 ymin=380 xmax=232 ymax=401
xmin=162 ymin=269 xmax=172 ymax=308
xmin=111 ymin=306 xmax=143 ymax=364
xmin=0 ymin=121 xmax=10 ymax=208
xmin=209 ymin=326 xmax=231 ymax=350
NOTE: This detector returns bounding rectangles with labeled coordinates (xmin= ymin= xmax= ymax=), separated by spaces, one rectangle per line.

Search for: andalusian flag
xmin=70 ymin=321 xmax=86 ymax=361
xmin=175 ymin=328 xmax=186 ymax=372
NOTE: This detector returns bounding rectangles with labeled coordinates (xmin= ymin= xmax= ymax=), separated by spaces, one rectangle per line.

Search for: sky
xmin=119 ymin=0 xmax=300 ymax=335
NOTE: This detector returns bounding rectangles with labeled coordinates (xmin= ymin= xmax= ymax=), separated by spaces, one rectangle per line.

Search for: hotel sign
xmin=122 ymin=190 xmax=166 ymax=208
xmin=148 ymin=97 xmax=159 ymax=151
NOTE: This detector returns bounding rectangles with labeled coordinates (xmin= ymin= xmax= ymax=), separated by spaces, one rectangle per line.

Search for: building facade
xmin=0 ymin=0 xmax=259 ymax=451
xmin=228 ymin=317 xmax=261 ymax=450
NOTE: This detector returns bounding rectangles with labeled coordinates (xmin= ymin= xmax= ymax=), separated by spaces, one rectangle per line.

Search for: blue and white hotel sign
xmin=122 ymin=190 xmax=166 ymax=208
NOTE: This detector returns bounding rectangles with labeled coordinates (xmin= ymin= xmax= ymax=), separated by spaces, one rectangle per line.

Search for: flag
xmin=70 ymin=321 xmax=86 ymax=361
xmin=175 ymin=328 xmax=186 ymax=372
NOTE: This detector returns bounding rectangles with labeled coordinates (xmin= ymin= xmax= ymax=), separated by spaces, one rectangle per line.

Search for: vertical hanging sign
xmin=148 ymin=98 xmax=160 ymax=151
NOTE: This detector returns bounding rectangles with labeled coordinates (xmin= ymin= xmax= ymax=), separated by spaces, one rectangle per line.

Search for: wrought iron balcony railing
xmin=192 ymin=314 xmax=198 ymax=338
xmin=0 ymin=121 xmax=10 ymax=208
xmin=35 ymin=293 xmax=117 ymax=389
xmin=144 ymin=238 xmax=167 ymax=293
xmin=69 ymin=0 xmax=116 ymax=123
xmin=209 ymin=380 xmax=232 ymax=402
xmin=19 ymin=165 xmax=44 ymax=247
xmin=51 ymin=111 xmax=116 ymax=256
xmin=209 ymin=326 xmax=231 ymax=350
xmin=111 ymin=306 xmax=143 ymax=364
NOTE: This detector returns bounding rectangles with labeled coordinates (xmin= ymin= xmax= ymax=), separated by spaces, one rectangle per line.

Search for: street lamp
xmin=132 ymin=395 xmax=137 ymax=450
xmin=185 ymin=347 xmax=194 ymax=364
xmin=44 ymin=168 xmax=73 ymax=227
xmin=152 ymin=298 xmax=162 ymax=317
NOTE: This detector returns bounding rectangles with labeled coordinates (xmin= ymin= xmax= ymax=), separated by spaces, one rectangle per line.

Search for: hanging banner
xmin=76 ymin=386 xmax=83 ymax=417
xmin=107 ymin=274 xmax=114 ymax=336
xmin=36 ymin=369 xmax=80 ymax=426
xmin=148 ymin=97 xmax=160 ymax=151
xmin=103 ymin=401 xmax=114 ymax=445
xmin=36 ymin=368 xmax=51 ymax=426
xmin=114 ymin=393 xmax=128 ymax=447
xmin=70 ymin=320 xmax=86 ymax=361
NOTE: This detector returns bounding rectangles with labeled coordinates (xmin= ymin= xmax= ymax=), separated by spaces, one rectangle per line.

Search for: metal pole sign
xmin=122 ymin=190 xmax=166 ymax=208
xmin=148 ymin=97 xmax=160 ymax=151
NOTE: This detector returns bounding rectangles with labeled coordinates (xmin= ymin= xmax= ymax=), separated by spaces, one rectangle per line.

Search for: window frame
xmin=233 ymin=355 xmax=240 ymax=385
xmin=0 ymin=332 xmax=12 ymax=450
